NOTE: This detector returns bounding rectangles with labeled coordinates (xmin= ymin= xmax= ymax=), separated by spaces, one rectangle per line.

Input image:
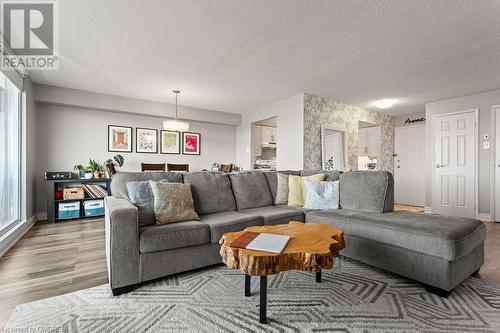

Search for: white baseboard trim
xmin=424 ymin=206 xmax=433 ymax=214
xmin=477 ymin=213 xmax=493 ymax=222
xmin=37 ymin=211 xmax=47 ymax=221
xmin=0 ymin=215 xmax=37 ymax=258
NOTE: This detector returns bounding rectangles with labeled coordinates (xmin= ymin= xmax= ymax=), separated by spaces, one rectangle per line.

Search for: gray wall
xmin=35 ymin=84 xmax=241 ymax=126
xmin=35 ymin=104 xmax=237 ymax=214
xmin=425 ymin=89 xmax=500 ymax=215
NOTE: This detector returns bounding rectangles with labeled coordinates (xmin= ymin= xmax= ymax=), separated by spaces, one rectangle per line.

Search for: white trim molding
xmin=476 ymin=213 xmax=493 ymax=222
xmin=0 ymin=215 xmax=37 ymax=258
xmin=37 ymin=212 xmax=48 ymax=221
xmin=424 ymin=206 xmax=433 ymax=214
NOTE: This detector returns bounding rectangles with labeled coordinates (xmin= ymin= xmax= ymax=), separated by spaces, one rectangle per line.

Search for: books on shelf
xmin=81 ymin=184 xmax=108 ymax=198
xmin=230 ymin=232 xmax=290 ymax=254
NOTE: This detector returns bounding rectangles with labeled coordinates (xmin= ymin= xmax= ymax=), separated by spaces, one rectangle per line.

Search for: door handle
xmin=436 ymin=164 xmax=441 ymax=168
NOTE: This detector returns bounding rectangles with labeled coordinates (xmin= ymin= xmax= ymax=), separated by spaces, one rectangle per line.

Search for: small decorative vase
xmin=84 ymin=172 xmax=93 ymax=180
xmin=78 ymin=171 xmax=85 ymax=179
xmin=94 ymin=172 xmax=101 ymax=179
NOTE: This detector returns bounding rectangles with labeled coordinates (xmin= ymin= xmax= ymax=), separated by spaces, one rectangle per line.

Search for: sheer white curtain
xmin=0 ymin=72 xmax=21 ymax=232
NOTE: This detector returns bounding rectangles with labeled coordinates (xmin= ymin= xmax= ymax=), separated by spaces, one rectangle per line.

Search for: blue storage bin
xmin=83 ymin=199 xmax=105 ymax=217
xmin=58 ymin=202 xmax=80 ymax=219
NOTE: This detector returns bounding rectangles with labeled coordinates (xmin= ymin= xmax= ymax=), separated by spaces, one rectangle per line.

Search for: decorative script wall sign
xmin=404 ymin=117 xmax=425 ymax=125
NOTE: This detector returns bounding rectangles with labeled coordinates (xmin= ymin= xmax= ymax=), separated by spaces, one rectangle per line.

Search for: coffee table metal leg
xmin=245 ymin=274 xmax=251 ymax=297
xmin=260 ymin=275 xmax=267 ymax=324
xmin=316 ymin=270 xmax=321 ymax=283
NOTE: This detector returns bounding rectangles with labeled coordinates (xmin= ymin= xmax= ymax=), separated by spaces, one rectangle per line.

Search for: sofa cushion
xmin=288 ymin=174 xmax=326 ymax=206
xmin=275 ymin=204 xmax=313 ymax=213
xmin=301 ymin=170 xmax=341 ymax=181
xmin=149 ymin=181 xmax=199 ymax=224
xmin=239 ymin=206 xmax=304 ymax=226
xmin=339 ymin=171 xmax=394 ymax=213
xmin=229 ymin=172 xmax=273 ymax=210
xmin=139 ymin=221 xmax=210 ymax=253
xmin=111 ymin=172 xmax=183 ymax=199
xmin=127 ymin=181 xmax=155 ymax=227
xmin=263 ymin=170 xmax=301 ymax=202
xmin=305 ymin=210 xmax=486 ymax=261
xmin=183 ymin=172 xmax=236 ymax=215
xmin=275 ymin=173 xmax=290 ymax=205
xmin=200 ymin=211 xmax=262 ymax=243
xmin=303 ymin=180 xmax=340 ymax=210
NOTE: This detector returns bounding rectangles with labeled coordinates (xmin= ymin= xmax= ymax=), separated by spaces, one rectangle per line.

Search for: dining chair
xmin=167 ymin=163 xmax=189 ymax=172
xmin=141 ymin=163 xmax=166 ymax=172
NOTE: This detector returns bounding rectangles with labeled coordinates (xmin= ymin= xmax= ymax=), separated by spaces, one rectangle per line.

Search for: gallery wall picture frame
xmin=108 ymin=125 xmax=133 ymax=153
xmin=160 ymin=130 xmax=181 ymax=154
xmin=182 ymin=132 xmax=201 ymax=155
xmin=136 ymin=128 xmax=158 ymax=154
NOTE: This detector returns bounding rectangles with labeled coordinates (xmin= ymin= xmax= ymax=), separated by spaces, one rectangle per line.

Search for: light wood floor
xmin=0 ymin=208 xmax=499 ymax=325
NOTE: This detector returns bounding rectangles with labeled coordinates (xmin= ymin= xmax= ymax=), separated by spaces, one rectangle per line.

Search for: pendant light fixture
xmin=163 ymin=90 xmax=189 ymax=132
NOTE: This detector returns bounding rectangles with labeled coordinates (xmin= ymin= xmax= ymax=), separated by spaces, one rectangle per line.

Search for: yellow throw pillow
xmin=287 ymin=174 xmax=326 ymax=206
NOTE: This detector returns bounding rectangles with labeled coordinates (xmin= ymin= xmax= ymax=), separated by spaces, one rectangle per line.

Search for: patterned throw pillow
xmin=303 ymin=180 xmax=340 ymax=210
xmin=288 ymin=174 xmax=326 ymax=206
xmin=275 ymin=173 xmax=289 ymax=205
xmin=149 ymin=181 xmax=199 ymax=224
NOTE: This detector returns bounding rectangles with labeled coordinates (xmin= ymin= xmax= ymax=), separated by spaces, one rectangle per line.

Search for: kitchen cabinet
xmin=261 ymin=126 xmax=276 ymax=143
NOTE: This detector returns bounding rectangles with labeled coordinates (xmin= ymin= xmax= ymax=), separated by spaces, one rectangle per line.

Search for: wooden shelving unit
xmin=45 ymin=178 xmax=111 ymax=223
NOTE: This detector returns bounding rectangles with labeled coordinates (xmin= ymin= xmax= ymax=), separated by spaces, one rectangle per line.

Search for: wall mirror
xmin=357 ymin=121 xmax=381 ymax=170
xmin=321 ymin=123 xmax=348 ymax=171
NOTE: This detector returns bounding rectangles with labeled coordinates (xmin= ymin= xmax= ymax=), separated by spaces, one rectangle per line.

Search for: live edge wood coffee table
xmin=219 ymin=221 xmax=345 ymax=324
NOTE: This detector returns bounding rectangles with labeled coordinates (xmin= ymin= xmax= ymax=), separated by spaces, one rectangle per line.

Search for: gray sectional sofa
xmin=105 ymin=170 xmax=485 ymax=297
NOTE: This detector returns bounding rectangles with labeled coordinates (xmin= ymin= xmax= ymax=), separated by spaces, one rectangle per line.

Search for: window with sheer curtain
xmin=0 ymin=72 xmax=21 ymax=233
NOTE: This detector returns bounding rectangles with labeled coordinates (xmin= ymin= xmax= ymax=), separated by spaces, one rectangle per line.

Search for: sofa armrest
xmin=105 ymin=196 xmax=140 ymax=291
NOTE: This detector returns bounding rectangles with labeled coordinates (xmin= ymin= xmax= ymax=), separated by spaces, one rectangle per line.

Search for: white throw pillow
xmin=303 ymin=180 xmax=340 ymax=210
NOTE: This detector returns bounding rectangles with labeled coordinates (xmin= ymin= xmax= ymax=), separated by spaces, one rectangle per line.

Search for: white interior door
xmin=494 ymin=107 xmax=500 ymax=221
xmin=394 ymin=125 xmax=425 ymax=206
xmin=433 ymin=111 xmax=476 ymax=218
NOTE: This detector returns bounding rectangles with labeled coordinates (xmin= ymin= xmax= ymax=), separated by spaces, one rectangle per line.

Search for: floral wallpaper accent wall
xmin=303 ymin=93 xmax=395 ymax=172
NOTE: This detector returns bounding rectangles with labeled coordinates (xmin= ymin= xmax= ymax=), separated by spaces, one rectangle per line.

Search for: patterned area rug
xmin=7 ymin=257 xmax=500 ymax=333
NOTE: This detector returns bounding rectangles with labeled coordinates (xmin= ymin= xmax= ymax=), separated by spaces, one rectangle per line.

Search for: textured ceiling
xmin=28 ymin=0 xmax=500 ymax=116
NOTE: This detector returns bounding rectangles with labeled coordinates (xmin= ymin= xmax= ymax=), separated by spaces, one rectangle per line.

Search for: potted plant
xmin=87 ymin=159 xmax=103 ymax=179
xmin=212 ymin=162 xmax=220 ymax=172
xmin=105 ymin=154 xmax=124 ymax=177
xmin=74 ymin=164 xmax=86 ymax=179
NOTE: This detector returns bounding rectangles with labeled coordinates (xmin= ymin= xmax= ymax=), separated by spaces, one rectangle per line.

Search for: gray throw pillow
xmin=127 ymin=181 xmax=156 ymax=227
xmin=149 ymin=181 xmax=200 ymax=224
xmin=275 ymin=173 xmax=289 ymax=205
xmin=303 ymin=180 xmax=340 ymax=210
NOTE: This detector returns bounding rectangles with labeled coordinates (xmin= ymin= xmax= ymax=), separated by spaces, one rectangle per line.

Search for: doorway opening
xmin=251 ymin=117 xmax=277 ymax=171
xmin=357 ymin=121 xmax=380 ymax=171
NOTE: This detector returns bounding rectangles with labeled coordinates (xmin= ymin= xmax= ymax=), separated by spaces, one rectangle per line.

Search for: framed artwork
xmin=136 ymin=128 xmax=158 ymax=153
xmin=108 ymin=125 xmax=133 ymax=152
xmin=160 ymin=130 xmax=181 ymax=154
xmin=182 ymin=132 xmax=201 ymax=155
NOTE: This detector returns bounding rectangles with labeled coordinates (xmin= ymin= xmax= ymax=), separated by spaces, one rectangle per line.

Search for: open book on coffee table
xmin=230 ymin=232 xmax=291 ymax=254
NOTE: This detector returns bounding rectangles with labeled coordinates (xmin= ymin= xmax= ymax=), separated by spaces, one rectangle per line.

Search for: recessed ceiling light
xmin=374 ymin=99 xmax=397 ymax=109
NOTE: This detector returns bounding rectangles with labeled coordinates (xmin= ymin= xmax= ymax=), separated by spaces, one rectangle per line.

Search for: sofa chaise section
xmin=305 ymin=171 xmax=485 ymax=295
